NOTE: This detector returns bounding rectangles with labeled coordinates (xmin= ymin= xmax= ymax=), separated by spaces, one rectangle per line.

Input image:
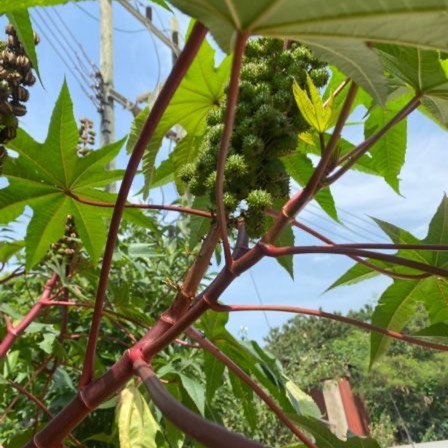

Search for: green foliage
xmin=167 ymin=0 xmax=448 ymax=104
xmin=0 ymin=82 xmax=155 ymax=268
xmin=265 ymin=307 xmax=448 ymax=445
xmin=140 ymin=35 xmax=232 ymax=196
xmin=330 ymin=195 xmax=448 ymax=364
xmin=116 ymin=385 xmax=161 ymax=448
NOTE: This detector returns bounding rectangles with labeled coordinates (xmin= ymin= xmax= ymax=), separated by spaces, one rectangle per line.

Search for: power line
xmin=249 ymin=271 xmax=272 ymax=330
xmin=33 ymin=14 xmax=98 ymax=108
xmin=74 ymin=3 xmax=146 ymax=34
xmin=50 ymin=7 xmax=96 ymax=76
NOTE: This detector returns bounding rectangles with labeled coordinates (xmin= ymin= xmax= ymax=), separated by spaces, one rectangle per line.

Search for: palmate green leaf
xmin=7 ymin=9 xmax=40 ymax=80
xmin=167 ymin=0 xmax=448 ymax=105
xmin=178 ymin=373 xmax=205 ymax=415
xmin=377 ymin=45 xmax=448 ymax=127
xmin=116 ymin=385 xmax=160 ymax=448
xmin=0 ymin=0 xmax=88 ymax=11
xmin=364 ymin=95 xmax=409 ymax=194
xmin=140 ymin=36 xmax=231 ymax=197
xmin=0 ymin=81 xmax=128 ymax=268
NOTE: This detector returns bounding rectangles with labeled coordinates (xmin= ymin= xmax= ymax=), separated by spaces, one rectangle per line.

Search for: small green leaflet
xmin=363 ymin=95 xmax=409 ymax=194
xmin=7 ymin=9 xmax=40 ymax=80
xmin=275 ymin=224 xmax=295 ymax=280
xmin=116 ymin=385 xmax=161 ymax=448
xmin=139 ymin=36 xmax=231 ymax=197
xmin=0 ymin=240 xmax=24 ymax=264
xmin=293 ymin=75 xmax=334 ymax=133
xmin=0 ymin=81 xmax=128 ymax=268
xmin=282 ymin=152 xmax=338 ymax=222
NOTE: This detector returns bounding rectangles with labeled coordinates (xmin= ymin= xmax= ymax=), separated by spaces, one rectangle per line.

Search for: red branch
xmin=79 ymin=22 xmax=208 ymax=387
xmin=133 ymin=357 xmax=265 ymax=448
xmin=0 ymin=273 xmax=59 ymax=358
xmin=185 ymin=327 xmax=318 ymax=448
xmin=207 ymin=302 xmax=448 ymax=353
xmin=69 ymin=192 xmax=212 ymax=219
xmin=266 ymin=209 xmax=431 ymax=281
xmin=215 ymin=32 xmax=248 ymax=268
xmin=259 ymin=243 xmax=448 ymax=277
xmin=327 ymin=94 xmax=422 ymax=184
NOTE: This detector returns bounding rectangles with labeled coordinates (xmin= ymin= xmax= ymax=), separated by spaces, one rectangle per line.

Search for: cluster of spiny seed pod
xmin=180 ymin=38 xmax=328 ymax=238
xmin=77 ymin=117 xmax=96 ymax=156
xmin=0 ymin=24 xmax=39 ymax=174
xmin=49 ymin=215 xmax=79 ymax=261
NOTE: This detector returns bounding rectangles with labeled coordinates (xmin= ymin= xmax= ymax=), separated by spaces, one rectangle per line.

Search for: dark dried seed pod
xmin=0 ymin=145 xmax=7 ymax=159
xmin=7 ymin=35 xmax=18 ymax=48
xmin=11 ymin=102 xmax=27 ymax=116
xmin=5 ymin=24 xmax=16 ymax=35
xmin=0 ymin=126 xmax=17 ymax=141
xmin=16 ymin=55 xmax=31 ymax=72
xmin=6 ymin=71 xmax=22 ymax=85
xmin=16 ymin=86 xmax=29 ymax=102
xmin=0 ymin=101 xmax=13 ymax=115
xmin=24 ymin=71 xmax=36 ymax=86
xmin=3 ymin=51 xmax=16 ymax=65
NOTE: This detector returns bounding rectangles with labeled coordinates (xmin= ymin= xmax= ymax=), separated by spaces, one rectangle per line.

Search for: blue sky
xmin=2 ymin=1 xmax=447 ymax=343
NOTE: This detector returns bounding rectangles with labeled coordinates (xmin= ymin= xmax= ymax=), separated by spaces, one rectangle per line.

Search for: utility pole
xmin=99 ymin=0 xmax=115 ymax=191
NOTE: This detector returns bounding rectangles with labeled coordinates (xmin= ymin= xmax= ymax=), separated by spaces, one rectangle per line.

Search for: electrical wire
xmin=50 ymin=7 xmax=95 ymax=76
xmin=249 ymin=270 xmax=272 ymax=330
xmin=32 ymin=16 xmax=99 ymax=108
xmin=74 ymin=3 xmax=146 ymax=34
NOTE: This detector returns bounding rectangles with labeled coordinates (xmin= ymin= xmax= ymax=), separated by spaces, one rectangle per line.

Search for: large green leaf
xmin=141 ymin=37 xmax=231 ymax=196
xmin=116 ymin=385 xmax=160 ymax=448
xmin=0 ymin=0 xmax=88 ymax=11
xmin=167 ymin=0 xmax=448 ymax=104
xmin=7 ymin=9 xmax=40 ymax=80
xmin=377 ymin=45 xmax=448 ymax=127
xmin=0 ymin=81 xmax=128 ymax=268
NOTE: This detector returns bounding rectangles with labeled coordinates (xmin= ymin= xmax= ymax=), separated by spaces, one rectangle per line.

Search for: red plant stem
xmin=207 ymin=302 xmax=448 ymax=353
xmin=8 ymin=380 xmax=53 ymax=418
xmin=0 ymin=273 xmax=58 ymax=358
xmin=132 ymin=357 xmax=265 ymax=448
xmin=267 ymin=209 xmax=430 ymax=281
xmin=0 ymin=267 xmax=25 ymax=285
xmin=185 ymin=327 xmax=318 ymax=448
xmin=259 ymin=243 xmax=448 ymax=277
xmin=327 ymin=94 xmax=422 ymax=184
xmin=323 ymin=79 xmax=349 ymax=108
xmin=324 ymin=243 xmax=448 ymax=251
xmin=260 ymin=83 xmax=359 ymax=247
xmin=79 ymin=22 xmax=208 ymax=388
xmin=215 ymin=32 xmax=248 ymax=268
xmin=69 ymin=192 xmax=212 ymax=219
xmin=0 ymin=356 xmax=53 ymax=424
